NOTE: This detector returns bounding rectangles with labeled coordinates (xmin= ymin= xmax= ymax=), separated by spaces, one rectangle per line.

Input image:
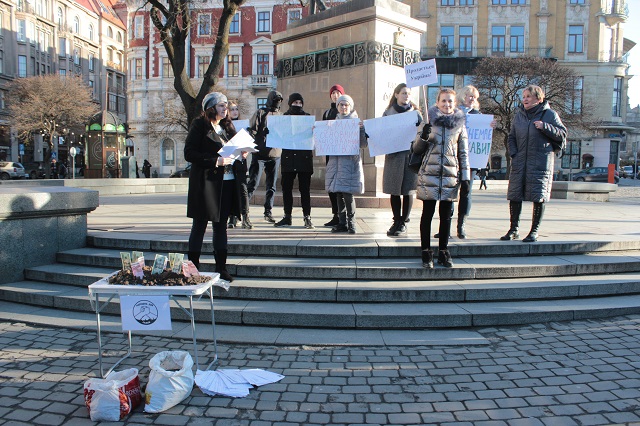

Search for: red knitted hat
xmin=329 ymin=84 xmax=345 ymax=98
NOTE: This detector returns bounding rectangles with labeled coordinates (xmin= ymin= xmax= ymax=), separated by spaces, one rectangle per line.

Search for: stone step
xmin=3 ymin=279 xmax=640 ymax=329
xmin=22 ymin=263 xmax=640 ymax=303
xmin=55 ymin=247 xmax=640 ymax=281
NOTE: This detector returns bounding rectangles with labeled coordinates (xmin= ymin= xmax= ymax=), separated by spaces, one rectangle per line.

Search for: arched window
xmin=73 ymin=16 xmax=79 ymax=33
xmin=57 ymin=7 xmax=63 ymax=28
xmin=89 ymin=24 xmax=94 ymax=41
xmin=161 ymin=139 xmax=175 ymax=167
xmin=117 ymin=32 xmax=122 ymax=43
xmin=107 ymin=26 xmax=113 ymax=38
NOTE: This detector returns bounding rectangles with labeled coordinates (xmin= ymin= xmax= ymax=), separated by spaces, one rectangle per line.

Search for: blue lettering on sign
xmin=470 ymin=141 xmax=491 ymax=155
xmin=466 ymin=127 xmax=493 ymax=140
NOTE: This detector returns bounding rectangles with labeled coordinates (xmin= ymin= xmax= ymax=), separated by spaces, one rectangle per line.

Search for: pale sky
xmin=627 ymin=5 xmax=640 ymax=108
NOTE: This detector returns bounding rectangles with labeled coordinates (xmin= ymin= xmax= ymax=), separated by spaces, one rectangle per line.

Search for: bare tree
xmin=7 ymin=75 xmax=98 ymax=176
xmin=471 ymin=56 xmax=595 ymax=172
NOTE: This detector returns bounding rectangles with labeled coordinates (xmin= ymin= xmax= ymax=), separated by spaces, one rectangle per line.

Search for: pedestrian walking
xmin=185 ymin=92 xmax=248 ymax=282
xmin=247 ymin=90 xmax=283 ymax=223
xmin=414 ymin=88 xmax=470 ymax=268
xmin=274 ymin=93 xmax=315 ymax=229
xmin=322 ymin=84 xmax=345 ymax=227
xmin=325 ymin=95 xmax=368 ymax=234
xmin=478 ymin=168 xmax=488 ymax=190
xmin=500 ymin=84 xmax=566 ymax=243
xmin=382 ymin=83 xmax=422 ymax=237
xmin=227 ymin=100 xmax=252 ymax=230
xmin=142 ymin=159 xmax=152 ymax=178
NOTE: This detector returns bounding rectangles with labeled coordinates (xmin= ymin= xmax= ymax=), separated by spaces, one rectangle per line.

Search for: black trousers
xmin=281 ymin=171 xmax=312 ymax=217
xmin=188 ymin=180 xmax=234 ymax=253
xmin=247 ymin=157 xmax=279 ymax=213
xmin=420 ymin=200 xmax=454 ymax=250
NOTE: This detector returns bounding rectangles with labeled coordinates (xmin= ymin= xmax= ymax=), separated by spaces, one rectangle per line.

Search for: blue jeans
xmin=247 ymin=157 xmax=279 ymax=214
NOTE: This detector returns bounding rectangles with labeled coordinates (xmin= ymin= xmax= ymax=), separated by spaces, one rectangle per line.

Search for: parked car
xmin=572 ymin=167 xmax=619 ymax=184
xmin=169 ymin=164 xmax=191 ymax=178
xmin=23 ymin=162 xmax=46 ymax=179
xmin=487 ymin=167 xmax=507 ymax=180
xmin=0 ymin=161 xmax=26 ymax=180
xmin=621 ymin=166 xmax=634 ymax=178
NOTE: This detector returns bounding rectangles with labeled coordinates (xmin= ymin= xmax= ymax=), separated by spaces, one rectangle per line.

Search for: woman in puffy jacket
xmin=412 ymin=88 xmax=470 ymax=268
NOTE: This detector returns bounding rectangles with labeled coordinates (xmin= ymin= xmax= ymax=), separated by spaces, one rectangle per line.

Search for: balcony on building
xmin=597 ymin=0 xmax=628 ymax=26
xmin=248 ymin=75 xmax=277 ymax=94
xmin=421 ymin=46 xmax=555 ymax=74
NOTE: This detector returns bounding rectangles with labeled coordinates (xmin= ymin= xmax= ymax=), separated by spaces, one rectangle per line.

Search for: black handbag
xmin=408 ymin=142 xmax=423 ymax=174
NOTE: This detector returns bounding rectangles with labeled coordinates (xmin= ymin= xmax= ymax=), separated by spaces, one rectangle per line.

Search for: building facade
xmin=406 ymin=0 xmax=635 ymax=174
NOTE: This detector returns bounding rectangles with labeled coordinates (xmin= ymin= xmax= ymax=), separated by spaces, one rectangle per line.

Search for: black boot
xmin=523 ymin=202 xmax=545 ymax=243
xmin=387 ymin=219 xmax=400 ymax=236
xmin=274 ymin=215 xmax=292 ymax=227
xmin=228 ymin=216 xmax=238 ymax=229
xmin=421 ymin=249 xmax=434 ymax=269
xmin=324 ymin=214 xmax=340 ymax=227
xmin=457 ymin=216 xmax=467 ymax=239
xmin=500 ymin=201 xmax=522 ymax=240
xmin=437 ymin=249 xmax=453 ymax=268
xmin=347 ymin=212 xmax=356 ymax=234
xmin=187 ymin=251 xmax=200 ymax=270
xmin=214 ymin=250 xmax=234 ymax=282
xmin=241 ymin=214 xmax=253 ymax=229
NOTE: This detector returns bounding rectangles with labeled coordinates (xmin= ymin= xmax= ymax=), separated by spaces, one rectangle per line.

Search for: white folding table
xmin=88 ymin=272 xmax=220 ymax=378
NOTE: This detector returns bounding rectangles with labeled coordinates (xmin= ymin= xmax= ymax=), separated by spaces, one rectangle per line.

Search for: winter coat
xmin=249 ymin=90 xmax=283 ymax=160
xmin=281 ymin=107 xmax=313 ymax=174
xmin=507 ymin=101 xmax=567 ymax=203
xmin=381 ymin=104 xmax=422 ymax=195
xmin=184 ymin=116 xmax=242 ymax=222
xmin=413 ymin=106 xmax=470 ymax=201
xmin=325 ymin=110 xmax=368 ymax=194
xmin=322 ymin=103 xmax=339 ymax=121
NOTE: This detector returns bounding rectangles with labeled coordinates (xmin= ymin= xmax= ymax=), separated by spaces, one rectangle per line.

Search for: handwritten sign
xmin=364 ymin=111 xmax=420 ymax=156
xmin=313 ymin=119 xmax=360 ymax=156
xmin=266 ymin=115 xmax=315 ymax=150
xmin=404 ymin=59 xmax=438 ymax=88
xmin=465 ymin=114 xmax=494 ymax=169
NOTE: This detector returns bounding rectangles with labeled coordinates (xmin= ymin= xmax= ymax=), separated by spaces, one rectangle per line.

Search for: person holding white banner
xmin=382 ymin=83 xmax=422 ymax=237
xmin=325 ymin=95 xmax=368 ymax=234
xmin=322 ymin=84 xmax=345 ymax=227
xmin=413 ymin=88 xmax=470 ymax=269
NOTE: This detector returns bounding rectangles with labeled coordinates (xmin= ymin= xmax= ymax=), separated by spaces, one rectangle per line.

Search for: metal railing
xmin=420 ymin=46 xmax=554 ymax=59
xmin=249 ymin=75 xmax=276 ymax=88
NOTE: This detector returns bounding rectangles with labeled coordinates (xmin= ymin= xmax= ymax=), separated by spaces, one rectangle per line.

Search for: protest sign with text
xmin=404 ymin=59 xmax=438 ymax=88
xmin=313 ymin=119 xmax=360 ymax=156
xmin=465 ymin=114 xmax=494 ymax=169
xmin=266 ymin=115 xmax=315 ymax=150
xmin=364 ymin=111 xmax=420 ymax=157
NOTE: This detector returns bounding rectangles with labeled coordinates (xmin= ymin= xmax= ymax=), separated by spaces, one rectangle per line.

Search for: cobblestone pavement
xmin=1 ymin=316 xmax=640 ymax=425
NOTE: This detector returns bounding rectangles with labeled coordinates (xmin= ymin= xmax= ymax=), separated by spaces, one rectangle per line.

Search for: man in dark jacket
xmin=247 ymin=90 xmax=283 ymax=223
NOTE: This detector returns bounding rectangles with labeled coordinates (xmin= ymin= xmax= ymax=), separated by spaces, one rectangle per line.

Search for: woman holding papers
xmin=274 ymin=93 xmax=315 ymax=229
xmin=227 ymin=100 xmax=252 ymax=230
xmin=382 ymin=83 xmax=422 ymax=237
xmin=413 ymin=88 xmax=470 ymax=268
xmin=184 ymin=92 xmax=247 ymax=282
xmin=325 ymin=94 xmax=368 ymax=234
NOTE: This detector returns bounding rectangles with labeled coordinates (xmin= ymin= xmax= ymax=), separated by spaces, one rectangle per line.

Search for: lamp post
xmin=69 ymin=147 xmax=77 ymax=179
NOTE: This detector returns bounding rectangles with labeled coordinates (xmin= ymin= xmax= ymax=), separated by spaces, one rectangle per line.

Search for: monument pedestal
xmin=272 ymin=0 xmax=426 ymax=195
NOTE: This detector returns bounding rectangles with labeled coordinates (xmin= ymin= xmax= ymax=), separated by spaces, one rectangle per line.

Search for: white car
xmin=0 ymin=161 xmax=26 ymax=180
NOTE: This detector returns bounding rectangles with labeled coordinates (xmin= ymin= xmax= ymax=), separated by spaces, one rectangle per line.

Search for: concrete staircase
xmin=2 ymin=233 xmax=640 ymax=338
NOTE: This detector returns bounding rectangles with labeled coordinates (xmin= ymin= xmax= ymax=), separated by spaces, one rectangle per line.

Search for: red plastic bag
xmin=84 ymin=368 xmax=142 ymax=421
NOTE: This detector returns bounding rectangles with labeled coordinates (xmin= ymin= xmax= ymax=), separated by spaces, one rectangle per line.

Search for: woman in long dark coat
xmin=185 ymin=92 xmax=245 ymax=282
xmin=500 ymin=84 xmax=567 ymax=243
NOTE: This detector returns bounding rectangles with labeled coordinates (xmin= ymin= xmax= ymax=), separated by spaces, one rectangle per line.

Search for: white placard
xmin=313 ymin=119 xmax=361 ymax=156
xmin=266 ymin=115 xmax=315 ymax=150
xmin=466 ymin=114 xmax=494 ymax=169
xmin=404 ymin=59 xmax=438 ymax=88
xmin=120 ymin=295 xmax=172 ymax=331
xmin=218 ymin=128 xmax=258 ymax=159
xmin=232 ymin=119 xmax=250 ymax=132
xmin=364 ymin=111 xmax=420 ymax=157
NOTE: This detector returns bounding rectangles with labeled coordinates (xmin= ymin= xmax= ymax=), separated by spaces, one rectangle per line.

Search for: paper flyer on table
xmin=218 ymin=128 xmax=258 ymax=159
xmin=364 ymin=111 xmax=420 ymax=156
xmin=266 ymin=115 xmax=315 ymax=150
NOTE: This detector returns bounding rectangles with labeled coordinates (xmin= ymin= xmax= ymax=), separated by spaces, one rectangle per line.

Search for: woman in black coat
xmin=185 ymin=92 xmax=246 ymax=282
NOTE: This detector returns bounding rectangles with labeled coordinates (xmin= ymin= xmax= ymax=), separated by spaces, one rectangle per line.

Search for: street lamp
xmin=69 ymin=147 xmax=77 ymax=179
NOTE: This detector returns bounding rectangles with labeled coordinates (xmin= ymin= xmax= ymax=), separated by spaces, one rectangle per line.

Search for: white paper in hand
xmin=218 ymin=128 xmax=258 ymax=159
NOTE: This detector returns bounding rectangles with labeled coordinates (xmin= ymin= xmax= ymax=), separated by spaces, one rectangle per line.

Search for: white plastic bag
xmin=84 ymin=368 xmax=142 ymax=421
xmin=144 ymin=351 xmax=194 ymax=413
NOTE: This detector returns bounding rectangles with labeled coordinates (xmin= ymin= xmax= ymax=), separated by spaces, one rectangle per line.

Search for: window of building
xmin=288 ymin=9 xmax=301 ymax=24
xmin=74 ymin=48 xmax=80 ymax=65
xmin=36 ymin=0 xmax=43 ymax=16
xmin=440 ymin=26 xmax=454 ymax=51
xmin=117 ymin=32 xmax=122 ymax=43
xmin=561 ymin=141 xmax=580 ymax=170
xmin=460 ymin=0 xmax=474 ymax=4
xmin=459 ymin=26 xmax=473 ymax=54
xmin=257 ymin=54 xmax=269 ymax=75
xmin=492 ymin=26 xmax=506 ymax=53
xmin=108 ymin=93 xmax=116 ymax=111
xmin=73 ymin=16 xmax=79 ymax=33
xmin=492 ymin=0 xmax=507 ymax=4
xmin=568 ymin=25 xmax=584 ymax=53
xmin=17 ymin=0 xmax=24 ymax=12
xmin=570 ymin=0 xmax=585 ymax=3
xmin=162 ymin=57 xmax=173 ymax=78
xmin=427 ymin=74 xmax=454 ymax=105
xmin=257 ymin=98 xmax=267 ymax=109
xmin=134 ymin=99 xmax=142 ymax=118
xmin=257 ymin=11 xmax=271 ymax=33
xmin=162 ymin=139 xmax=175 ymax=166
xmin=107 ymin=26 xmax=113 ymax=38
xmin=230 ymin=12 xmax=240 ymax=34
xmin=88 ymin=53 xmax=94 ymax=72
xmin=198 ymin=56 xmax=210 ymax=77
xmin=612 ymin=76 xmax=622 ymax=117
xmin=17 ymin=19 xmax=26 ymax=42
xmin=89 ymin=24 xmax=94 ymax=41
xmin=30 ymin=57 xmax=35 ymax=75
xmin=108 ymin=49 xmax=113 ymax=63
xmin=57 ymin=7 xmax=63 ymax=28
xmin=511 ymin=0 xmax=525 ymax=4
xmin=510 ymin=26 xmax=524 ymax=52
xmin=59 ymin=69 xmax=66 ymax=76
xmin=198 ymin=14 xmax=211 ymax=36
xmin=441 ymin=0 xmax=454 ymax=5
xmin=227 ymin=55 xmax=239 ymax=77
xmin=134 ymin=16 xmax=143 ymax=39
xmin=59 ymin=37 xmax=66 ymax=56
xmin=566 ymin=76 xmax=583 ymax=114
xmin=135 ymin=58 xmax=143 ymax=79
xmin=18 ymin=55 xmax=27 ymax=77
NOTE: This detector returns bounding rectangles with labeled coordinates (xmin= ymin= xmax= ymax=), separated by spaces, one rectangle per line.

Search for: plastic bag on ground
xmin=144 ymin=350 xmax=194 ymax=413
xmin=84 ymin=368 xmax=142 ymax=421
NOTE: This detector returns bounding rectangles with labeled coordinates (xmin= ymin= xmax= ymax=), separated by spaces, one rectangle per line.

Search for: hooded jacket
xmin=249 ymin=90 xmax=283 ymax=160
xmin=507 ymin=101 xmax=567 ymax=203
xmin=281 ymin=104 xmax=313 ymax=174
xmin=413 ymin=106 xmax=470 ymax=201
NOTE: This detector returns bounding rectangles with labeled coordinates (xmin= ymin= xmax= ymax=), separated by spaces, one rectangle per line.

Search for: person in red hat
xmin=322 ymin=84 xmax=345 ymax=227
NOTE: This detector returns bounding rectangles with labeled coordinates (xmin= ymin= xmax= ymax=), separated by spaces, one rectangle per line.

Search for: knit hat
xmin=202 ymin=92 xmax=228 ymax=111
xmin=336 ymin=94 xmax=354 ymax=108
xmin=288 ymin=93 xmax=304 ymax=106
xmin=329 ymin=84 xmax=345 ymax=98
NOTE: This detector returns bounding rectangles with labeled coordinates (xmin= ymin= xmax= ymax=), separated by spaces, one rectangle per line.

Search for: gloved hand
xmin=460 ymin=180 xmax=470 ymax=193
xmin=420 ymin=123 xmax=432 ymax=140
xmin=264 ymin=128 xmax=270 ymax=135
